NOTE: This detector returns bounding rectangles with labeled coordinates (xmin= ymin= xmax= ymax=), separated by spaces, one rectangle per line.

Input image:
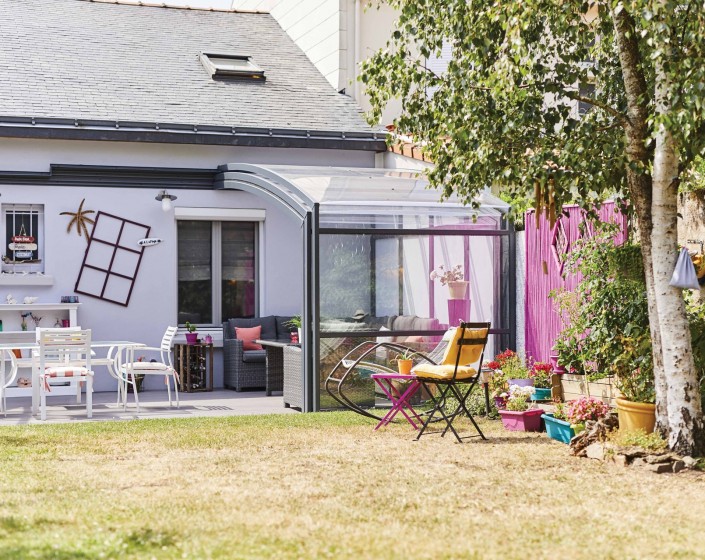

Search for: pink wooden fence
xmin=524 ymin=203 xmax=627 ymax=362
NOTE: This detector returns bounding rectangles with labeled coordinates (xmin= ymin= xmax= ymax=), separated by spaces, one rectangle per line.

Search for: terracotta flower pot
xmin=397 ymin=359 xmax=413 ymax=375
xmin=498 ymin=408 xmax=544 ymax=432
xmin=616 ymin=397 xmax=656 ymax=433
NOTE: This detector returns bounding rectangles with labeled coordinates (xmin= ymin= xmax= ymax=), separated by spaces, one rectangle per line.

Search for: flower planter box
xmin=560 ymin=374 xmax=621 ymax=407
xmin=498 ymin=408 xmax=544 ymax=432
xmin=542 ymin=413 xmax=574 ymax=444
xmin=531 ymin=387 xmax=552 ymax=401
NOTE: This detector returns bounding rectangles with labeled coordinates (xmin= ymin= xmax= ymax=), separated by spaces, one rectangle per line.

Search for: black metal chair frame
xmin=414 ymin=322 xmax=491 ymax=443
xmin=325 ymin=340 xmax=440 ymax=421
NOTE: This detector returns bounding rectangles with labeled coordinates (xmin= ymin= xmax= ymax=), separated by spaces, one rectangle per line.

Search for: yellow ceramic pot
xmin=616 ymin=397 xmax=656 ymax=433
xmin=397 ymin=359 xmax=413 ymax=375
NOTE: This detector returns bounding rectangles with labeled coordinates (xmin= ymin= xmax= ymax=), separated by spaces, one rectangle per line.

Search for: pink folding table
xmin=370 ymin=372 xmax=422 ymax=430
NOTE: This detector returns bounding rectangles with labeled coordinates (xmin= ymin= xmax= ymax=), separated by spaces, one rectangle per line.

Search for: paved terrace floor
xmin=0 ymin=390 xmax=298 ymax=425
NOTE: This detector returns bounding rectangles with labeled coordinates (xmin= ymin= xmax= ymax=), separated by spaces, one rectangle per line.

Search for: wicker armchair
xmin=223 ymin=316 xmax=294 ymax=391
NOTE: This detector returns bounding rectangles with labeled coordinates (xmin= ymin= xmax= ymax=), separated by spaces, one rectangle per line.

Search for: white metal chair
xmin=38 ymin=329 xmax=94 ymax=421
xmin=0 ymin=350 xmax=19 ymax=417
xmin=118 ymin=326 xmax=179 ymax=412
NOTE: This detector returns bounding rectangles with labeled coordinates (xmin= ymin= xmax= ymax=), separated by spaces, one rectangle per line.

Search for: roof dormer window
xmin=200 ymin=53 xmax=265 ymax=80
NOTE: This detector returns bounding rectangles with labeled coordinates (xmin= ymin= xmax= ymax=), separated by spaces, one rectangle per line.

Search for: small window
xmin=2 ymin=204 xmax=44 ymax=274
xmin=200 ymin=53 xmax=265 ymax=80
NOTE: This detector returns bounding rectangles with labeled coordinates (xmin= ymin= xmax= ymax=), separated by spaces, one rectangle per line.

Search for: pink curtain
xmin=524 ymin=203 xmax=627 ymax=362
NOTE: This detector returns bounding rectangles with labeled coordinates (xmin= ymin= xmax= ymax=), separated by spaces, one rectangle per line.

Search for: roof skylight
xmin=200 ymin=53 xmax=265 ymax=80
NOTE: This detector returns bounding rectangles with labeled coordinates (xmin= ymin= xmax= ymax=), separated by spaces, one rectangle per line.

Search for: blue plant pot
xmin=542 ymin=413 xmax=575 ymax=444
xmin=531 ymin=387 xmax=552 ymax=401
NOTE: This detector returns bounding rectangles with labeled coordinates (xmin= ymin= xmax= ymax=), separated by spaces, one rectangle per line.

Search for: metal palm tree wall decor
xmin=60 ymin=198 xmax=95 ymax=242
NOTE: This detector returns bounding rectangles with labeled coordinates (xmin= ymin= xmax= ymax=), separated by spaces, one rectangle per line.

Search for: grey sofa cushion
xmin=228 ymin=316 xmax=276 ymax=341
xmin=242 ymin=350 xmax=266 ymax=363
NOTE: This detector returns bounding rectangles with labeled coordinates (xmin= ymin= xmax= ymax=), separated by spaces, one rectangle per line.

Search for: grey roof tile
xmin=0 ymin=0 xmax=373 ymax=133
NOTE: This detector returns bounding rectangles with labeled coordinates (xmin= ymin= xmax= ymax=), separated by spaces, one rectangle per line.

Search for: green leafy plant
xmin=391 ymin=348 xmax=419 ymax=362
xmin=608 ymin=429 xmax=668 ymax=453
xmin=553 ymin=401 xmax=568 ymax=422
xmin=184 ymin=321 xmax=197 ymax=333
xmin=285 ymin=315 xmax=302 ymax=329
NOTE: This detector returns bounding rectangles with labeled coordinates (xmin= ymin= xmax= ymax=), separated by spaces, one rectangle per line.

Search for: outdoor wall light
xmin=155 ymin=190 xmax=177 ymax=212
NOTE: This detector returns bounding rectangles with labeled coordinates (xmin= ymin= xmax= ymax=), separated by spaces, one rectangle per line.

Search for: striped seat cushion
xmin=43 ymin=366 xmax=90 ymax=377
xmin=122 ymin=362 xmax=171 ymax=371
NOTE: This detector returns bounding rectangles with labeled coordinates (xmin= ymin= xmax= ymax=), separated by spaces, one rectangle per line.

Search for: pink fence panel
xmin=524 ymin=202 xmax=627 ymax=362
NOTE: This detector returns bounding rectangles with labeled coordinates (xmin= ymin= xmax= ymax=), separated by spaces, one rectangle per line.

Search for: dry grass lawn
xmin=1 ymin=412 xmax=704 ymax=559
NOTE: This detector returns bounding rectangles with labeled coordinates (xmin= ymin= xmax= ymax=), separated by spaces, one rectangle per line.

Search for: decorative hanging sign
xmin=137 ymin=238 xmax=162 ymax=247
xmin=11 ymin=235 xmax=34 ymax=244
xmin=9 ymin=243 xmax=38 ymax=251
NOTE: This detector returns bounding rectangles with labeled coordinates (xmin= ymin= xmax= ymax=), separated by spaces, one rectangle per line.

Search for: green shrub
xmin=608 ymin=429 xmax=668 ymax=453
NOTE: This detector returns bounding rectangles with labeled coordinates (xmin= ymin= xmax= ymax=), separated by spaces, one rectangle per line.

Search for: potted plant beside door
xmin=184 ymin=321 xmax=198 ymax=345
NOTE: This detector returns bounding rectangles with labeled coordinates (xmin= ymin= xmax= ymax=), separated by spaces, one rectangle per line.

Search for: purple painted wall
xmin=524 ymin=202 xmax=627 ymax=362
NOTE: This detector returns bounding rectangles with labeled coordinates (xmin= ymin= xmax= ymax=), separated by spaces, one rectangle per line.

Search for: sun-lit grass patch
xmin=0 ymin=412 xmax=704 ymax=558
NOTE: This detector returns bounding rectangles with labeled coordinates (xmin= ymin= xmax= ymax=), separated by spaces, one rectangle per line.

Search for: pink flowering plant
xmin=429 ymin=264 xmax=463 ymax=285
xmin=566 ymin=396 xmax=611 ymax=425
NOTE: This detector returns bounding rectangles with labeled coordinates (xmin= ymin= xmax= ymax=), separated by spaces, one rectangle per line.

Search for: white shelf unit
xmin=0 ymin=303 xmax=81 ymax=397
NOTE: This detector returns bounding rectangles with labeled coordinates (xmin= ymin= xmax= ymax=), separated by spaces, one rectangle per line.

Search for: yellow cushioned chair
xmin=411 ymin=322 xmax=490 ymax=442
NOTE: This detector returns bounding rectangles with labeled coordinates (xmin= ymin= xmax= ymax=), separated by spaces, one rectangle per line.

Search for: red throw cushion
xmin=236 ymin=325 xmax=262 ymax=351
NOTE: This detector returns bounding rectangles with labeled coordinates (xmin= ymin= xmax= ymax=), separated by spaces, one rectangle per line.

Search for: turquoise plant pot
xmin=531 ymin=387 xmax=552 ymax=401
xmin=542 ymin=413 xmax=575 ymax=444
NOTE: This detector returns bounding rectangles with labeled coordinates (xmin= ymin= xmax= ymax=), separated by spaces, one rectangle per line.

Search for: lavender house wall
xmin=0 ymin=137 xmax=376 ymax=391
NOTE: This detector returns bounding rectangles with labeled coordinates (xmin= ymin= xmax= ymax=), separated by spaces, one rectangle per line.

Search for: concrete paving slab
xmin=0 ymin=389 xmax=298 ymax=425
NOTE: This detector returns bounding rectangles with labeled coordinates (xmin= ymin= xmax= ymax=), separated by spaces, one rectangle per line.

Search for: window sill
xmin=0 ymin=274 xmax=54 ymax=286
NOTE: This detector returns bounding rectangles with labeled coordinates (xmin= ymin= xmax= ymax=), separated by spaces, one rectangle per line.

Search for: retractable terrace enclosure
xmin=217 ymin=164 xmax=514 ymax=412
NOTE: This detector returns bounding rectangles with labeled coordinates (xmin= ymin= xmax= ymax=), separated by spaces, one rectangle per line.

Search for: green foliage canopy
xmin=360 ymin=1 xmax=705 ymax=219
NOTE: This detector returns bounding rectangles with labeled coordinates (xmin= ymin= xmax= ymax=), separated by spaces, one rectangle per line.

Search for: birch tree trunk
xmin=612 ymin=8 xmax=668 ymax=432
xmin=651 ymin=59 xmax=704 ymax=456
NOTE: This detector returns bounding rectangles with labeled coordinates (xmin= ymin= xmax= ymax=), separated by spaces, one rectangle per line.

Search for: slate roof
xmin=0 ymin=0 xmax=380 ymax=146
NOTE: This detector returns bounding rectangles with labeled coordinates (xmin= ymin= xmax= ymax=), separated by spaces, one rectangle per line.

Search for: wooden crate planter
xmin=559 ymin=373 xmax=621 ymax=406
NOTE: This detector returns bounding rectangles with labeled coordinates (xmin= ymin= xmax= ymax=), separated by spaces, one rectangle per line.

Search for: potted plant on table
xmin=184 ymin=321 xmax=198 ymax=345
xmin=391 ymin=348 xmax=419 ymax=375
xmin=529 ymin=362 xmax=553 ymax=400
xmin=497 ymin=384 xmax=543 ymax=432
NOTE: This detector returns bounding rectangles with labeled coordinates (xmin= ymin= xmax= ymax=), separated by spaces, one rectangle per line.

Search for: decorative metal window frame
xmin=74 ymin=212 xmax=150 ymax=307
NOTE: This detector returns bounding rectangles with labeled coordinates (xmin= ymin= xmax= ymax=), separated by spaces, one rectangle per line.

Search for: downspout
xmin=354 ymin=0 xmax=361 ymax=102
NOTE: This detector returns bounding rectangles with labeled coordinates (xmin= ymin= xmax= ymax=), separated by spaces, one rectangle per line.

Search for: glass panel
xmin=209 ymin=57 xmax=257 ymax=72
xmin=221 ymin=222 xmax=256 ymax=319
xmin=178 ymin=221 xmax=212 ymax=325
xmin=263 ymin=165 xmax=510 ymax=218
xmin=318 ymin=229 xmax=508 ymax=410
